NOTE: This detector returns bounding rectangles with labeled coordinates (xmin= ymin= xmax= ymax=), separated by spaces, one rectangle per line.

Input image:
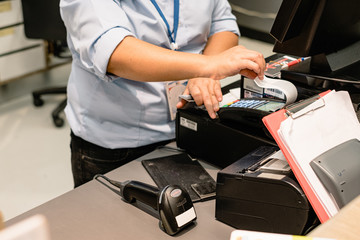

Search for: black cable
xmin=94 ymin=174 xmax=123 ymax=197
xmin=156 ymin=145 xmax=185 ymax=152
xmin=156 ymin=145 xmax=199 ymax=161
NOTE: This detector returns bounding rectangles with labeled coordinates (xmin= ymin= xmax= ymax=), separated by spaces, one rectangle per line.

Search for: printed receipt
xmin=254 ymin=76 xmax=298 ymax=104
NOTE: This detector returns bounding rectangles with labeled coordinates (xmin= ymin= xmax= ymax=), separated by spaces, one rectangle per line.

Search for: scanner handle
xmin=121 ymin=180 xmax=159 ymax=210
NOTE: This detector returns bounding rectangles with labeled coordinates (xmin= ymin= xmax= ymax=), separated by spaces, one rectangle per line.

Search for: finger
xmin=240 ymin=59 xmax=262 ymax=78
xmin=257 ymin=55 xmax=266 ymax=79
xmin=203 ymin=95 xmax=217 ymax=119
xmin=176 ymin=99 xmax=187 ymax=109
xmin=211 ymin=93 xmax=219 ymax=112
xmin=240 ymin=69 xmax=258 ymax=79
xmin=214 ymin=81 xmax=223 ymax=102
xmin=195 ymin=83 xmax=216 ymax=119
xmin=185 ymin=78 xmax=218 ymax=119
xmin=247 ymin=51 xmax=265 ymax=79
xmin=190 ymin=86 xmax=204 ymax=106
xmin=235 ymin=48 xmax=265 ymax=79
xmin=207 ymin=81 xmax=220 ymax=112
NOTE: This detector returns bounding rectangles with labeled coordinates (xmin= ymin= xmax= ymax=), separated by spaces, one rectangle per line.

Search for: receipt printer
xmin=215 ymin=146 xmax=318 ymax=235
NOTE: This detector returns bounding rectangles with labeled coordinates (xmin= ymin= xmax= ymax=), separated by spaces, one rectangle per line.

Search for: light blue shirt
xmin=60 ymin=0 xmax=240 ymax=149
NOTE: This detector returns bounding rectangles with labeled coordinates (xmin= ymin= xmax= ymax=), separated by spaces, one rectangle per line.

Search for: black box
xmin=215 ymin=146 xmax=318 ymax=235
xmin=176 ymin=104 xmax=277 ymax=169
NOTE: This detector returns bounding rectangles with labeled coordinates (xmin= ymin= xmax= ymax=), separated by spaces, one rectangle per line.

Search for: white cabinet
xmin=0 ymin=0 xmax=46 ymax=83
xmin=0 ymin=0 xmax=22 ymax=28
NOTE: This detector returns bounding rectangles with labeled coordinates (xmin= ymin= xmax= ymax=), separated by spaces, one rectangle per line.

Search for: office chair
xmin=21 ymin=0 xmax=70 ymax=127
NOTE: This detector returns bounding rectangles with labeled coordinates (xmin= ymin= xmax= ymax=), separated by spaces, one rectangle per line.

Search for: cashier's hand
xmin=176 ymin=78 xmax=222 ymax=119
xmin=208 ymin=45 xmax=266 ymax=81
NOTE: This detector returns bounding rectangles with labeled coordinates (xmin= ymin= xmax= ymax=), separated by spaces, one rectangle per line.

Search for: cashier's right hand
xmin=207 ymin=45 xmax=266 ymax=81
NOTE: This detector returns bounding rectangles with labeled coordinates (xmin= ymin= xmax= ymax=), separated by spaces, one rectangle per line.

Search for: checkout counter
xmin=4 ymin=146 xmax=235 ymax=240
xmin=3 ymin=142 xmax=360 ymax=240
xmin=3 ymin=55 xmax=360 ymax=239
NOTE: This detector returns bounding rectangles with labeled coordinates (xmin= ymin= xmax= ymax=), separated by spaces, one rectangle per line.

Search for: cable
xmin=94 ymin=174 xmax=123 ymax=197
xmin=156 ymin=145 xmax=185 ymax=152
xmin=156 ymin=145 xmax=199 ymax=161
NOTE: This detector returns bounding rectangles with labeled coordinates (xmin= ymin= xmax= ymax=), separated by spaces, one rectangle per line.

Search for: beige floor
xmin=0 ymin=37 xmax=274 ymax=221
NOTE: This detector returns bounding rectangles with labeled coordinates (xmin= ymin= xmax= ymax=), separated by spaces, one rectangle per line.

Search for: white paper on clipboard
xmin=277 ymin=90 xmax=360 ymax=217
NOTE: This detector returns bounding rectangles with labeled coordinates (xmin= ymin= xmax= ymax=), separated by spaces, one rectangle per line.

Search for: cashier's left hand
xmin=176 ymin=77 xmax=222 ymax=119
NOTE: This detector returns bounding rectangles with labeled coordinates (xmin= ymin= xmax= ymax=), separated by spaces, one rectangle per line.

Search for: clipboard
xmin=263 ymin=89 xmax=360 ymax=223
xmin=262 ymin=90 xmax=334 ymax=223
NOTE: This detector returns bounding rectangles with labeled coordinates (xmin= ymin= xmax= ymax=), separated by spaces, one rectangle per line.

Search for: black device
xmin=95 ymin=175 xmax=197 ymax=236
xmin=215 ymin=146 xmax=319 ymax=235
xmin=269 ymin=0 xmax=360 ymax=107
xmin=176 ymin=99 xmax=277 ymax=168
xmin=218 ymin=98 xmax=285 ymax=129
xmin=141 ymin=153 xmax=216 ymax=202
xmin=271 ymin=0 xmax=360 ymax=74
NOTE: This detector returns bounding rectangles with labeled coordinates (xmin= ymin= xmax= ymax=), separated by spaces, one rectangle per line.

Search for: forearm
xmin=107 ymin=36 xmax=210 ymax=82
xmin=203 ymin=31 xmax=239 ymax=56
xmin=107 ymin=35 xmax=265 ymax=83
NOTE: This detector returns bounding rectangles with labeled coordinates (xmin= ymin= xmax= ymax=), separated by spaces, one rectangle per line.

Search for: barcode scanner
xmin=94 ymin=175 xmax=197 ymax=235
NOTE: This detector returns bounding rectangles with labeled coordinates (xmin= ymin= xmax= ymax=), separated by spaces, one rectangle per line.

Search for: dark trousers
xmin=70 ymin=131 xmax=171 ymax=188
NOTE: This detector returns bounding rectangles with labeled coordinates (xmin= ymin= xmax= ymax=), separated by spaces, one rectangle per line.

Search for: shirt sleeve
xmin=210 ymin=0 xmax=240 ymax=37
xmin=60 ymin=0 xmax=135 ymax=81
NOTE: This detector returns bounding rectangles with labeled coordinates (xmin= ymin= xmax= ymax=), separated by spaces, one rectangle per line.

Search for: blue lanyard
xmin=150 ymin=0 xmax=180 ymax=50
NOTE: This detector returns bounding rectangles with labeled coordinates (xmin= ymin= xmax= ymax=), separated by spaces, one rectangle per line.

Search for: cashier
xmin=60 ymin=0 xmax=266 ymax=187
